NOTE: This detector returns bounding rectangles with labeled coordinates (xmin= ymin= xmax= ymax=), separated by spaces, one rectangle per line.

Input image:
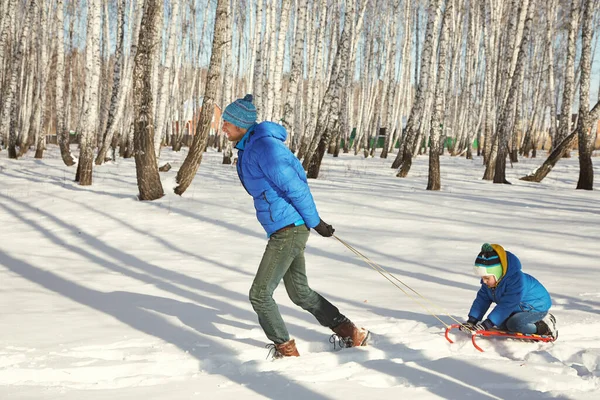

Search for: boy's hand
xmin=461 ymin=319 xmax=494 ymax=333
xmin=459 ymin=322 xmax=477 ymax=333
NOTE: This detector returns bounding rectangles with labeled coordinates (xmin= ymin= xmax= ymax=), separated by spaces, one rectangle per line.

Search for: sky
xmin=1 ymin=145 xmax=599 ymax=399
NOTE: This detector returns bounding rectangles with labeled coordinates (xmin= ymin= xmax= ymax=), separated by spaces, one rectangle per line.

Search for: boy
xmin=461 ymin=243 xmax=557 ymax=339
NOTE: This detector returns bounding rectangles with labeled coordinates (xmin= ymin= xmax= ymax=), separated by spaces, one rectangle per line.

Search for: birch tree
xmin=33 ymin=1 xmax=51 ymax=158
xmin=96 ymin=0 xmax=143 ymax=165
xmin=555 ymin=0 xmax=579 ymax=156
xmin=55 ymin=0 xmax=75 ymax=165
xmin=304 ymin=0 xmax=355 ymax=179
xmin=427 ymin=0 xmax=452 ymax=191
xmin=0 ymin=0 xmax=18 ymax=102
xmin=575 ymin=0 xmax=594 ymax=190
xmin=154 ymin=0 xmax=181 ymax=157
xmin=268 ymin=0 xmax=291 ymax=121
xmin=175 ymin=0 xmax=228 ymax=195
xmin=392 ymin=0 xmax=444 ymax=176
xmin=1 ymin=0 xmax=34 ymax=159
xmin=252 ymin=0 xmax=264 ymax=120
xmin=493 ymin=0 xmax=533 ymax=184
xmin=76 ymin=0 xmax=102 ymax=185
xmin=133 ymin=0 xmax=164 ymax=200
xmin=281 ymin=0 xmax=307 ymax=145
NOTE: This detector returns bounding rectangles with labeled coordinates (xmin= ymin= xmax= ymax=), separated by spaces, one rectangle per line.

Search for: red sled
xmin=445 ymin=323 xmax=556 ymax=352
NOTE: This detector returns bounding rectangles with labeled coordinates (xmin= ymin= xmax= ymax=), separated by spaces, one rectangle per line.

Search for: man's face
xmin=223 ymin=121 xmax=247 ymax=142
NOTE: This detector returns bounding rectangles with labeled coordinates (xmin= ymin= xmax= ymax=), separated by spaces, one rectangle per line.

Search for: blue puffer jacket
xmin=235 ymin=121 xmax=321 ymax=236
xmin=468 ymin=246 xmax=552 ymax=327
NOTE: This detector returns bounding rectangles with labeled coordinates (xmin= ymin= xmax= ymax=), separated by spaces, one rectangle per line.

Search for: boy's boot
xmin=332 ymin=321 xmax=370 ymax=347
xmin=535 ymin=313 xmax=558 ymax=340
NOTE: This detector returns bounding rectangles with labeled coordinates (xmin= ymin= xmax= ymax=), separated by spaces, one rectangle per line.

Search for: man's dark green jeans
xmin=249 ymin=224 xmax=348 ymax=344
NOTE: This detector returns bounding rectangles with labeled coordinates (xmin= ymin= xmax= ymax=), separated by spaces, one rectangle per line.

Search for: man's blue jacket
xmin=235 ymin=122 xmax=320 ymax=236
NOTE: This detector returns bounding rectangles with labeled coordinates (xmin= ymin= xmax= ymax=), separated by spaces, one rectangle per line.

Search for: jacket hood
xmin=250 ymin=121 xmax=287 ymax=143
xmin=490 ymin=244 xmax=521 ymax=284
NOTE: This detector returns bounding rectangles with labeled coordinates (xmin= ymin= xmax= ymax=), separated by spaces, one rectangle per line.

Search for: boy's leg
xmin=282 ymin=226 xmax=348 ymax=329
xmin=249 ymin=228 xmax=303 ymax=344
xmin=505 ymin=311 xmax=547 ymax=334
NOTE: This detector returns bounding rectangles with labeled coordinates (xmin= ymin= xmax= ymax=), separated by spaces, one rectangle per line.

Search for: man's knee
xmin=288 ymin=288 xmax=317 ymax=309
xmin=249 ymin=285 xmax=270 ymax=309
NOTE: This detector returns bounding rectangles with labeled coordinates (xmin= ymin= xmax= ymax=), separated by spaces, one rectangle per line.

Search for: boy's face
xmin=481 ymin=275 xmax=497 ymax=288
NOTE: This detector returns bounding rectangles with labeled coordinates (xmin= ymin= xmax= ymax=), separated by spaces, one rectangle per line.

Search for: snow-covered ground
xmin=1 ymin=145 xmax=599 ymax=399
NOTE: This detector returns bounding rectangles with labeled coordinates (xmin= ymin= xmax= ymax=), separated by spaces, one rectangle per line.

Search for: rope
xmin=333 ymin=234 xmax=464 ymax=328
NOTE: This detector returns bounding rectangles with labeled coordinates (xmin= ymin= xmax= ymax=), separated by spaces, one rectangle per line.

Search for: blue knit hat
xmin=473 ymin=243 xmax=503 ymax=281
xmin=223 ymin=94 xmax=257 ymax=129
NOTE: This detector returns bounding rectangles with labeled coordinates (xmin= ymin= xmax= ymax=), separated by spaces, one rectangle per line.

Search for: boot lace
xmin=329 ymin=334 xmax=353 ymax=350
xmin=265 ymin=343 xmax=282 ymax=360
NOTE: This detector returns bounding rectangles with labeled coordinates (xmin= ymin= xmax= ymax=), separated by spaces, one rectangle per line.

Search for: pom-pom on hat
xmin=473 ymin=243 xmax=503 ymax=281
xmin=223 ymin=94 xmax=257 ymax=129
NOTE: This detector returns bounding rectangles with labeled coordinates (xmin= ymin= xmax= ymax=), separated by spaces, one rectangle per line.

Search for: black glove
xmin=459 ymin=317 xmax=493 ymax=333
xmin=313 ymin=219 xmax=335 ymax=237
xmin=459 ymin=321 xmax=477 ymax=333
xmin=459 ymin=317 xmax=477 ymax=333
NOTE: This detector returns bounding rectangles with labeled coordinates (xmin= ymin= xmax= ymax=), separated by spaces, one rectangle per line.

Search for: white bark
xmin=76 ymin=0 xmax=102 ymax=185
xmin=269 ymin=0 xmax=292 ymax=121
xmin=154 ymin=0 xmax=181 ymax=157
xmin=55 ymin=0 xmax=75 ymax=165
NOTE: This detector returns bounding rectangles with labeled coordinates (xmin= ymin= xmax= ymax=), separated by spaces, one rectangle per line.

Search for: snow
xmin=1 ymin=145 xmax=599 ymax=399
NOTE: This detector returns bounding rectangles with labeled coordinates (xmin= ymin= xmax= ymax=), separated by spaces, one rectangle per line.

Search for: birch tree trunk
xmin=252 ymin=0 xmax=264 ymax=120
xmin=427 ymin=0 xmax=452 ymax=191
xmin=95 ymin=0 xmax=139 ymax=165
xmin=269 ymin=0 xmax=291 ymax=121
xmin=0 ymin=0 xmax=18 ymax=104
xmin=34 ymin=1 xmax=50 ymax=158
xmin=305 ymin=0 xmax=354 ymax=179
xmin=221 ymin=0 xmax=233 ymax=165
xmin=154 ymin=0 xmax=180 ymax=157
xmin=133 ymin=0 xmax=164 ymax=200
xmin=521 ymin=102 xmax=600 ymax=182
xmin=545 ymin=0 xmax=558 ymax=149
xmin=556 ymin=0 xmax=579 ymax=157
xmin=393 ymin=0 xmax=444 ymax=176
xmin=380 ymin=0 xmax=401 ymax=159
xmin=493 ymin=0 xmax=533 ymax=184
xmin=1 ymin=0 xmax=35 ymax=159
xmin=575 ymin=0 xmax=594 ymax=190
xmin=55 ymin=0 xmax=75 ymax=165
xmin=175 ymin=0 xmax=227 ymax=195
xmin=297 ymin=0 xmax=328 ymax=161
xmin=76 ymin=0 xmax=102 ymax=185
xmin=481 ymin=0 xmax=500 ymax=178
xmin=281 ymin=0 xmax=307 ymax=143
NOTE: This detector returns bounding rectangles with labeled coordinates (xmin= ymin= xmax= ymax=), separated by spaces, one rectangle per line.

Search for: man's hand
xmin=314 ymin=219 xmax=335 ymax=237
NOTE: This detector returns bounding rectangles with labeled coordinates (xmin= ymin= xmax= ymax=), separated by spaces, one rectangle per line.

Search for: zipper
xmin=236 ymin=152 xmax=251 ymax=195
xmin=262 ymin=191 xmax=275 ymax=222
xmin=491 ymin=287 xmax=497 ymax=302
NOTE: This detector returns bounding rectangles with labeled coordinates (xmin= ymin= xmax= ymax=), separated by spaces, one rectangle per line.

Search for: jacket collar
xmin=234 ymin=124 xmax=256 ymax=151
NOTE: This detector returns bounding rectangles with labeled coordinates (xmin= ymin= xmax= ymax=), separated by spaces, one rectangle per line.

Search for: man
xmin=222 ymin=94 xmax=369 ymax=358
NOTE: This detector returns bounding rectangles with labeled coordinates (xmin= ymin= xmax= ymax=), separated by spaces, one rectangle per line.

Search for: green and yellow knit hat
xmin=473 ymin=243 xmax=503 ymax=281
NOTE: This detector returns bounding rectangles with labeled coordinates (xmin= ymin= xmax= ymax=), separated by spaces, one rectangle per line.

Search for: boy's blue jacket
xmin=235 ymin=121 xmax=320 ymax=236
xmin=468 ymin=245 xmax=552 ymax=327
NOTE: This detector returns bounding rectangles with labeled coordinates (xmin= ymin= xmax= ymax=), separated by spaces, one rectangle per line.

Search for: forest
xmin=0 ymin=0 xmax=599 ymax=199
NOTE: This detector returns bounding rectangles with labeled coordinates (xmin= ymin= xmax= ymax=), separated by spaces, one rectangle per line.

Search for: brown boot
xmin=332 ymin=321 xmax=370 ymax=348
xmin=269 ymin=339 xmax=300 ymax=358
